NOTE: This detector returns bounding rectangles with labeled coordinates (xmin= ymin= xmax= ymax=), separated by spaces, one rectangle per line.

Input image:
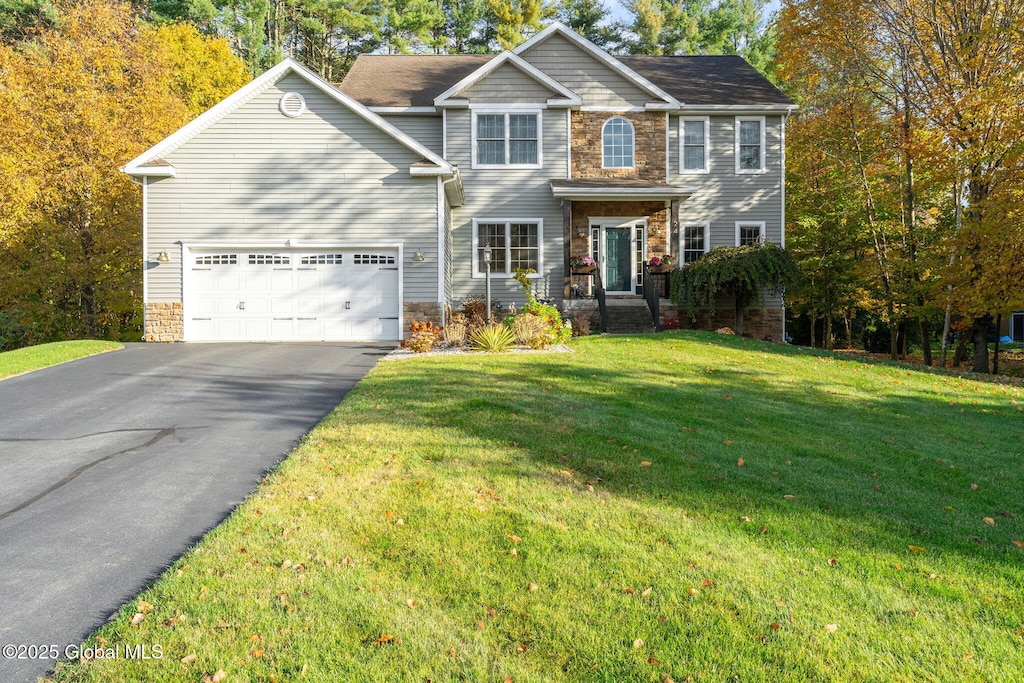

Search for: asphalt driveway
xmin=0 ymin=342 xmax=392 ymax=682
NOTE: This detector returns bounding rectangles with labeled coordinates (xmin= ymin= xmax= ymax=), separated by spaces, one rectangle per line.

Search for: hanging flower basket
xmin=570 ymin=256 xmax=597 ymax=274
xmin=647 ymin=255 xmax=676 ymax=273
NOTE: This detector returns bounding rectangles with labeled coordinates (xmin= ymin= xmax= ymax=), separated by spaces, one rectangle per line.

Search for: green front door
xmin=605 ymin=227 xmax=632 ymax=293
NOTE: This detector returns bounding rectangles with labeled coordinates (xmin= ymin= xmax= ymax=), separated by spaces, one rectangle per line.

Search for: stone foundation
xmin=678 ymin=306 xmax=785 ymax=342
xmin=145 ymin=302 xmax=183 ymax=342
xmin=403 ymin=302 xmax=443 ymax=338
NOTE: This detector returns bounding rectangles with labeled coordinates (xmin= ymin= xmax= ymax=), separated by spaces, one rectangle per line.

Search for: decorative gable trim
xmin=513 ymin=23 xmax=680 ymax=108
xmin=123 ymin=58 xmax=453 ymax=177
xmin=433 ymin=51 xmax=581 ymax=108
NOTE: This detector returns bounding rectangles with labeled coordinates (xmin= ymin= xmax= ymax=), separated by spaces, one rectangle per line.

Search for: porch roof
xmin=550 ymin=179 xmax=696 ymax=202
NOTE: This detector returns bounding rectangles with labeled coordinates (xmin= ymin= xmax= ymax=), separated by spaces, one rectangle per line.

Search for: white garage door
xmin=184 ymin=249 xmax=400 ymax=341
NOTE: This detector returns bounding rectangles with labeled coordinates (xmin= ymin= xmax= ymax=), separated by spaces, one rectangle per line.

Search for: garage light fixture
xmin=157 ymin=251 xmax=170 ymax=262
xmin=412 ymin=250 xmax=425 ymax=262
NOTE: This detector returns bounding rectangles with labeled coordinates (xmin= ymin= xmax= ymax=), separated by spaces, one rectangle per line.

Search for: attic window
xmin=279 ymin=92 xmax=306 ymax=118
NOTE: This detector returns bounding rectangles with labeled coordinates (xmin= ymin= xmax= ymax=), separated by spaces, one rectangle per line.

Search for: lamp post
xmin=483 ymin=243 xmax=492 ymax=323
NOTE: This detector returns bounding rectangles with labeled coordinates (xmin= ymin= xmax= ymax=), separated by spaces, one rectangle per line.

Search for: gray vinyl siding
xmin=670 ymin=114 xmax=785 ymax=307
xmin=518 ymin=33 xmax=650 ymax=107
xmin=382 ymin=114 xmax=443 ymax=156
xmin=146 ymin=73 xmax=439 ymax=304
xmin=446 ymin=108 xmax=568 ymax=304
xmin=459 ymin=62 xmax=558 ymax=103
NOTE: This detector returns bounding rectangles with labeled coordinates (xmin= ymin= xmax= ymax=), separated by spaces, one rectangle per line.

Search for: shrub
xmin=461 ymin=296 xmax=502 ymax=326
xmin=569 ymin=311 xmax=592 ymax=337
xmin=443 ymin=313 xmax=469 ymax=347
xmin=522 ymin=300 xmax=571 ymax=345
xmin=403 ymin=320 xmax=443 ymax=353
xmin=470 ymin=323 xmax=516 ymax=352
xmin=0 ymin=312 xmax=28 ymax=352
xmin=510 ymin=313 xmax=551 ymax=349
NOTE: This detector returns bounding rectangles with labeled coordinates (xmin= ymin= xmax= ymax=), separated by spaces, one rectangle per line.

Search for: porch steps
xmin=605 ymin=304 xmax=656 ymax=334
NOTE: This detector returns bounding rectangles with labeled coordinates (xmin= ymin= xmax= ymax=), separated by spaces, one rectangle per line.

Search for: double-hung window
xmin=473 ymin=112 xmax=540 ymax=167
xmin=474 ymin=219 xmax=542 ymax=276
xmin=681 ymin=222 xmax=710 ymax=263
xmin=736 ymin=221 xmax=765 ymax=246
xmin=735 ymin=116 xmax=766 ymax=173
xmin=680 ymin=117 xmax=709 ymax=173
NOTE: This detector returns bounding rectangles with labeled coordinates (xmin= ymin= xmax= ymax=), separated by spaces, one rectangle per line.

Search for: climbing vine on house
xmin=670 ymin=243 xmax=798 ymax=337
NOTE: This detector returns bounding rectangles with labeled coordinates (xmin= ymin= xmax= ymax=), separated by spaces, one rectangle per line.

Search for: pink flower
xmin=649 ymin=257 xmax=663 ymax=266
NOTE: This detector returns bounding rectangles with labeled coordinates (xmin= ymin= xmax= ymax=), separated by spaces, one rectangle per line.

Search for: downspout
xmin=781 ymin=110 xmax=790 ymax=342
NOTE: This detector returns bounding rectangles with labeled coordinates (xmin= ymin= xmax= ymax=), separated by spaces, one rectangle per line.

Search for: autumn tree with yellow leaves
xmin=778 ymin=0 xmax=1024 ymax=372
xmin=0 ymin=0 xmax=247 ymax=344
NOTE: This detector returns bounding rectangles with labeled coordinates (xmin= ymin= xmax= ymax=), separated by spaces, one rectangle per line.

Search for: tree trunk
xmin=993 ymin=314 xmax=1001 ymax=375
xmin=972 ymin=317 xmax=989 ymax=373
xmin=825 ymin=315 xmax=833 ymax=351
xmin=809 ymin=311 xmax=816 ymax=348
xmin=889 ymin=321 xmax=898 ymax=360
xmin=953 ymin=333 xmax=970 ymax=366
xmin=844 ymin=311 xmax=853 ymax=349
xmin=919 ymin=318 xmax=932 ymax=365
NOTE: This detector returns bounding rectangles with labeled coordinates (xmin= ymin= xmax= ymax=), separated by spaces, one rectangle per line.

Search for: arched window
xmin=602 ymin=117 xmax=635 ymax=168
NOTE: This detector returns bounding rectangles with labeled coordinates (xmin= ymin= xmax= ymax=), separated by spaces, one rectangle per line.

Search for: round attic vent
xmin=279 ymin=92 xmax=306 ymax=118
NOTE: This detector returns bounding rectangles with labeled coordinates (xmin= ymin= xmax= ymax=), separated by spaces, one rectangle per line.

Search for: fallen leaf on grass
xmin=740 ymin=516 xmax=752 ymax=523
xmin=250 ymin=648 xmax=264 ymax=658
xmin=373 ymin=634 xmax=395 ymax=645
xmin=770 ymin=622 xmax=781 ymax=630
xmin=944 ymin=505 xmax=956 ymax=511
xmin=701 ymin=579 xmax=716 ymax=588
xmin=983 ymin=517 xmax=995 ymax=526
xmin=130 ymin=613 xmax=145 ymax=627
xmin=686 ymin=588 xmax=699 ymax=596
xmin=509 ymin=548 xmax=518 ymax=557
xmin=641 ymin=587 xmax=653 ymax=599
xmin=647 ymin=656 xmax=661 ymax=664
xmin=475 ymin=620 xmax=485 ymax=631
xmin=737 ymin=458 xmax=745 ymax=467
xmin=908 ymin=545 xmax=927 ymax=553
xmin=406 ymin=599 xmax=416 ymax=608
xmin=827 ymin=558 xmax=839 ymax=567
xmin=824 ymin=624 xmax=838 ymax=634
xmin=783 ymin=495 xmax=795 ymax=500
xmin=927 ymin=573 xmax=939 ymax=580
xmin=163 ymin=614 xmax=184 ymax=627
xmin=970 ymin=536 xmax=984 ymax=545
xmin=970 ymin=483 xmax=978 ymax=490
xmin=1013 ymin=540 xmax=1024 ymax=548
xmin=640 ymin=461 xmax=652 ymax=467
xmin=723 ymin=440 xmax=734 ymax=446
xmin=180 ymin=653 xmax=198 ymax=664
xmin=137 ymin=600 xmax=154 ymax=613
xmin=385 ymin=510 xmax=395 ymax=520
xmin=516 ymin=644 xmax=528 ymax=653
xmin=508 ymin=535 xmax=522 ymax=543
xmin=487 ymin=607 xmax=498 ymax=617
xmin=633 ymin=638 xmax=644 ymax=648
xmin=449 ymin=648 xmax=457 ymax=659
xmin=624 ymin=588 xmax=635 ymax=595
xmin=528 ymin=583 xmax=539 ymax=592
xmin=202 ymin=671 xmax=227 ymax=683
xmin=216 ymin=620 xmax=231 ymax=630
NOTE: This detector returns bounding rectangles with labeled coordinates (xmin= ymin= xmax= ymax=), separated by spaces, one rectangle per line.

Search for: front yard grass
xmin=53 ymin=332 xmax=1024 ymax=682
xmin=0 ymin=340 xmax=122 ymax=380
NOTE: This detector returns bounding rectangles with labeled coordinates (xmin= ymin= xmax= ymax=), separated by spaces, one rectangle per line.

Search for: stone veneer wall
xmin=403 ymin=302 xmax=442 ymax=338
xmin=677 ymin=306 xmax=784 ymax=342
xmin=571 ymin=111 xmax=666 ymax=181
xmin=145 ymin=302 xmax=183 ymax=342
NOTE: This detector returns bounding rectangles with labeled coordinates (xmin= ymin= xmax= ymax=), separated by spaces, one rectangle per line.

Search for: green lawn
xmin=0 ymin=340 xmax=122 ymax=380
xmin=52 ymin=332 xmax=1023 ymax=683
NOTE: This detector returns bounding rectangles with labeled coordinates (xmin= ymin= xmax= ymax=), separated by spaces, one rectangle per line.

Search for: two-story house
xmin=124 ymin=23 xmax=795 ymax=342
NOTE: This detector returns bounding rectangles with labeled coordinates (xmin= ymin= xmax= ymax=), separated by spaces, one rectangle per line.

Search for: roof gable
xmin=514 ymin=23 xmax=678 ymax=108
xmin=433 ymin=51 xmax=580 ymax=107
xmin=341 ymin=54 xmax=492 ymax=108
xmin=123 ymin=59 xmax=452 ymax=176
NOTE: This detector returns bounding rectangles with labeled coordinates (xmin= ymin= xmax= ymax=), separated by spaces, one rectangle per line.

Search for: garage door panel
xmin=185 ymin=248 xmax=401 ymax=342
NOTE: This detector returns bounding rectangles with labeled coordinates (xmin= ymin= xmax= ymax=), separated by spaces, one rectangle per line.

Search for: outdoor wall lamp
xmin=157 ymin=251 xmax=170 ymax=262
xmin=412 ymin=249 xmax=425 ymax=262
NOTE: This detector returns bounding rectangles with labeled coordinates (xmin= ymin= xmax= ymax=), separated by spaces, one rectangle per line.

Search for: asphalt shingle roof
xmin=339 ymin=52 xmax=791 ymax=108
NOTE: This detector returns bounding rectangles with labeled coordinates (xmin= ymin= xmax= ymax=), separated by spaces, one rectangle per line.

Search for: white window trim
xmin=680 ymin=116 xmax=711 ymax=175
xmin=601 ymin=116 xmax=636 ymax=169
xmin=680 ymin=221 xmax=711 ymax=261
xmin=471 ymin=218 xmax=544 ymax=279
xmin=735 ymin=116 xmax=767 ymax=175
xmin=735 ymin=221 xmax=766 ymax=246
xmin=471 ymin=110 xmax=543 ymax=170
